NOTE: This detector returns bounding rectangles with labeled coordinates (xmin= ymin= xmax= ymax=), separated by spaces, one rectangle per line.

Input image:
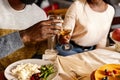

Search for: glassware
xmin=59 ymin=29 xmax=73 ymax=51
xmin=44 ymin=15 xmax=63 ymax=60
xmin=47 ymin=15 xmax=63 ymax=50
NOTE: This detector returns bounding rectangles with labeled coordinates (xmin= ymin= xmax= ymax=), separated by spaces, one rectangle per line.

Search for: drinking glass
xmin=44 ymin=15 xmax=63 ymax=58
xmin=59 ymin=29 xmax=73 ymax=51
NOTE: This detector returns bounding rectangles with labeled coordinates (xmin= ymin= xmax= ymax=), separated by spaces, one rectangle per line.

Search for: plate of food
xmin=91 ymin=64 xmax=120 ymax=80
xmin=4 ymin=59 xmax=58 ymax=80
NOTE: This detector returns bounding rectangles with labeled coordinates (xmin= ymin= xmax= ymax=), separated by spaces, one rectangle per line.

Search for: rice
xmin=11 ymin=63 xmax=41 ymax=80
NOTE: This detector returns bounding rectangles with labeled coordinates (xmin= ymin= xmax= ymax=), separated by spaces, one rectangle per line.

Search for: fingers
xmin=40 ymin=26 xmax=58 ymax=39
xmin=41 ymin=19 xmax=62 ymax=33
xmin=46 ymin=28 xmax=59 ymax=36
xmin=59 ymin=34 xmax=71 ymax=44
xmin=35 ymin=20 xmax=63 ymax=41
xmin=24 ymin=19 xmax=63 ymax=42
xmin=41 ymin=19 xmax=63 ymax=26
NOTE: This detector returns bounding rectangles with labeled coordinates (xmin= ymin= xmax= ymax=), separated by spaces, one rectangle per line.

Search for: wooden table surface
xmin=0 ymin=71 xmax=7 ymax=80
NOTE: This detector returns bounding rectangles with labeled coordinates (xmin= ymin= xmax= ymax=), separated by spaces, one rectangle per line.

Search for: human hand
xmin=19 ymin=19 xmax=63 ymax=43
xmin=59 ymin=29 xmax=71 ymax=44
xmin=59 ymin=34 xmax=71 ymax=44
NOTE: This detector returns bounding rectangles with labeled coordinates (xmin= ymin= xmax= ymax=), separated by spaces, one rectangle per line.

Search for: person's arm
xmin=0 ymin=19 xmax=62 ymax=58
xmin=63 ymin=2 xmax=77 ymax=34
xmin=0 ymin=32 xmax=24 ymax=58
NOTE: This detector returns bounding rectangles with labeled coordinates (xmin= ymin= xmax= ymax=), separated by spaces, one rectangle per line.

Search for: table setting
xmin=1 ymin=42 xmax=120 ymax=80
xmin=2 ymin=45 xmax=120 ymax=80
xmin=1 ymin=19 xmax=120 ymax=80
xmin=43 ymin=28 xmax=120 ymax=80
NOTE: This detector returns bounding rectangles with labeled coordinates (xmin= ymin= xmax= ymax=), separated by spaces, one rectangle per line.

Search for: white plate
xmin=4 ymin=59 xmax=57 ymax=80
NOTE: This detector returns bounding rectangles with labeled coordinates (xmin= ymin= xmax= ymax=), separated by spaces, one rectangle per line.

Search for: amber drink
xmin=59 ymin=29 xmax=73 ymax=51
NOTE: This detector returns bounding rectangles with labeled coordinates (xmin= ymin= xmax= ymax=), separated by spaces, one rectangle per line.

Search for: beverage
xmin=59 ymin=29 xmax=73 ymax=51
xmin=59 ymin=29 xmax=71 ymax=44
xmin=60 ymin=29 xmax=71 ymax=36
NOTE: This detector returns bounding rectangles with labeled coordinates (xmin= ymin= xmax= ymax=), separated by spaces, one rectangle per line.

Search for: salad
xmin=30 ymin=64 xmax=55 ymax=80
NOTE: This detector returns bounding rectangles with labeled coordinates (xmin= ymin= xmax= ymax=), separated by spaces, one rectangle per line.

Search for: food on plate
xmin=91 ymin=64 xmax=120 ymax=80
xmin=30 ymin=64 xmax=55 ymax=80
xmin=112 ymin=28 xmax=120 ymax=42
xmin=11 ymin=63 xmax=40 ymax=80
xmin=11 ymin=63 xmax=55 ymax=80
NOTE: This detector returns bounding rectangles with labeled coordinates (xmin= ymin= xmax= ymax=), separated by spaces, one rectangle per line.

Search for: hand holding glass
xmin=44 ymin=15 xmax=63 ymax=58
xmin=47 ymin=15 xmax=63 ymax=50
xmin=59 ymin=29 xmax=73 ymax=51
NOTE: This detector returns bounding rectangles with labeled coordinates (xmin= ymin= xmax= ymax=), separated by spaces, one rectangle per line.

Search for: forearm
xmin=0 ymin=32 xmax=24 ymax=58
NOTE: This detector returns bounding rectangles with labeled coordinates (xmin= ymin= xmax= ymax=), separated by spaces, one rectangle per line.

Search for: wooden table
xmin=0 ymin=71 xmax=7 ymax=80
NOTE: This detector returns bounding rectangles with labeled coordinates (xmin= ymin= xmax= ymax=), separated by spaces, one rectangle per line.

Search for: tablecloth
xmin=44 ymin=48 xmax=120 ymax=80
